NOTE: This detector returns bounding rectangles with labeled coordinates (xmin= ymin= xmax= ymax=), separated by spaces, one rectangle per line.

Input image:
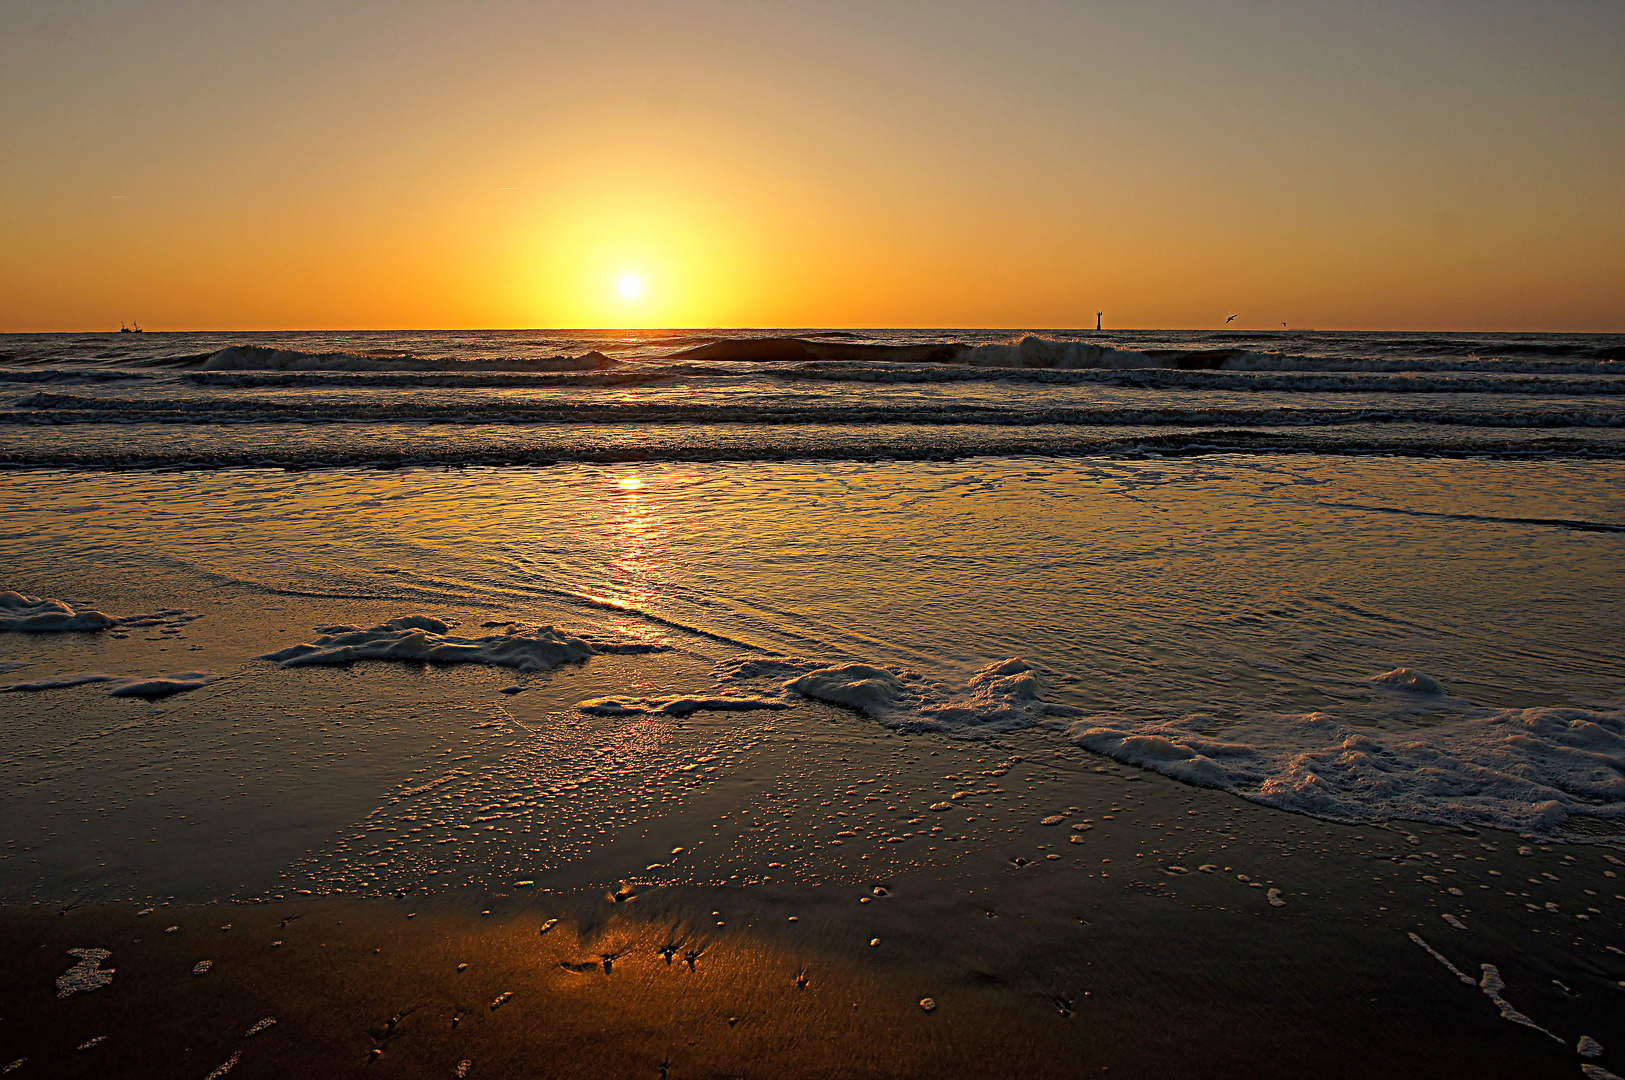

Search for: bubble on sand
xmin=192 ymin=960 xmax=212 ymax=975
xmin=56 ymin=948 xmax=114 ymax=998
xmin=203 ymin=1051 xmax=241 ymax=1079
xmin=245 ymin=1018 xmax=276 ymax=1037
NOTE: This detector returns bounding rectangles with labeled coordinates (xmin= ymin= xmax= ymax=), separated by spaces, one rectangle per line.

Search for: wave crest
xmin=196 ymin=345 xmax=616 ymax=373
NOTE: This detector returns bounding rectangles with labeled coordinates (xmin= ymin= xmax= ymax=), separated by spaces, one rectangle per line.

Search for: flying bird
xmin=1225 ymin=314 xmax=1238 ymax=324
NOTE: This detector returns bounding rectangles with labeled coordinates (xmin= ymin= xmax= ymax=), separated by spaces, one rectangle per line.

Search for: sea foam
xmin=716 ymin=655 xmax=1079 ymax=734
xmin=1069 ymin=691 xmax=1625 ymax=836
xmin=0 ymin=592 xmax=115 ymax=633
xmin=259 ymin=616 xmax=669 ymax=672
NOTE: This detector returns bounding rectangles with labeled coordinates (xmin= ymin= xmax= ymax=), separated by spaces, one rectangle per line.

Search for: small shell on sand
xmin=1040 ymin=815 xmax=1066 ymax=826
xmin=869 ymin=938 xmax=881 ymax=947
xmin=929 ymin=802 xmax=952 ymax=811
xmin=1442 ymin=913 xmax=1467 ymax=930
xmin=490 ymin=992 xmax=513 ymax=1010
xmin=1267 ymin=888 xmax=1286 ymax=907
xmin=77 ymin=1037 xmax=107 ymax=1050
xmin=539 ymin=919 xmax=559 ymax=935
xmin=1579 ymin=1036 xmax=1605 ymax=1058
xmin=456 ymin=1062 xmax=473 ymax=1079
xmin=1070 ymin=823 xmax=1093 ymax=832
xmin=245 ymin=1018 xmax=276 ymax=1037
xmin=919 ymin=998 xmax=937 ymax=1011
xmin=192 ymin=960 xmax=213 ymax=975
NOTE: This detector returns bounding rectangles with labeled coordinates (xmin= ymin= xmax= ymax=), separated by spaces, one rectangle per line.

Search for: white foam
xmin=1068 ymin=677 xmax=1625 ymax=836
xmin=1408 ymin=932 xmax=1476 ymax=985
xmin=1370 ymin=667 xmax=1446 ymax=694
xmin=0 ymin=591 xmax=115 ymax=632
xmin=106 ymin=672 xmax=219 ymax=699
xmin=1 ymin=670 xmax=217 ymax=698
xmin=785 ymin=664 xmax=909 ymax=715
xmin=718 ymin=654 xmax=1076 ymax=734
xmin=260 ymin=617 xmax=598 ymax=673
xmin=1 ymin=671 xmax=115 ymax=692
xmin=1478 ymin=964 xmax=1562 ymax=1041
xmin=55 ymin=949 xmax=114 ymax=998
xmin=576 ymin=695 xmax=788 ymax=717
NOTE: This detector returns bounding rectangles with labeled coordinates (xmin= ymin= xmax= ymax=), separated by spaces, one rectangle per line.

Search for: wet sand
xmin=2 ymin=550 xmax=1623 ymax=1077
xmin=5 ymin=742 xmax=1622 ymax=1077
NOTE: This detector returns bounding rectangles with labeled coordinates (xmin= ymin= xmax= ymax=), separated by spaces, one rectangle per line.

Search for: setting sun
xmin=617 ymin=274 xmax=643 ymax=301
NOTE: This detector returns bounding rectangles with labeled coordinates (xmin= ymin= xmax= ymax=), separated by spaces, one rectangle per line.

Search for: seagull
xmin=1225 ymin=314 xmax=1238 ymax=324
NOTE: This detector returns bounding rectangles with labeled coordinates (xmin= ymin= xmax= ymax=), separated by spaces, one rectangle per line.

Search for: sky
xmin=2 ymin=0 xmax=1623 ymax=331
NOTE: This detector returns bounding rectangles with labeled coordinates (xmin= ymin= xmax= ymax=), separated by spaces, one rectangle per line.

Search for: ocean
xmin=2 ymin=327 xmax=1622 ymax=468
xmin=3 ymin=328 xmax=1622 ymax=1075
xmin=3 ymin=327 xmax=1622 ymax=855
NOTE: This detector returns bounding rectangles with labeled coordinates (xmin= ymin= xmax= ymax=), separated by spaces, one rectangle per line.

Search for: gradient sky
xmin=3 ymin=0 xmax=1622 ymax=331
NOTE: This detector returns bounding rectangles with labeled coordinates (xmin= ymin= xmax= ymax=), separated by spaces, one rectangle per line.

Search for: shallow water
xmin=1 ymin=456 xmax=1621 ymax=858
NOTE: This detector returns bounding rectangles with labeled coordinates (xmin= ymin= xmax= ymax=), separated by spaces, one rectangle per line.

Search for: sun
xmin=617 ymin=273 xmax=643 ymax=301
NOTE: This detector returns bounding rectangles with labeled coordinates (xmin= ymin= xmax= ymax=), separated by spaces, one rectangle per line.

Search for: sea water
xmin=1 ymin=329 xmax=1622 ymax=902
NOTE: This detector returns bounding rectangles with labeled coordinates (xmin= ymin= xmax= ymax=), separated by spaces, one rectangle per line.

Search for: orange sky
xmin=3 ymin=1 xmax=1622 ymax=332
